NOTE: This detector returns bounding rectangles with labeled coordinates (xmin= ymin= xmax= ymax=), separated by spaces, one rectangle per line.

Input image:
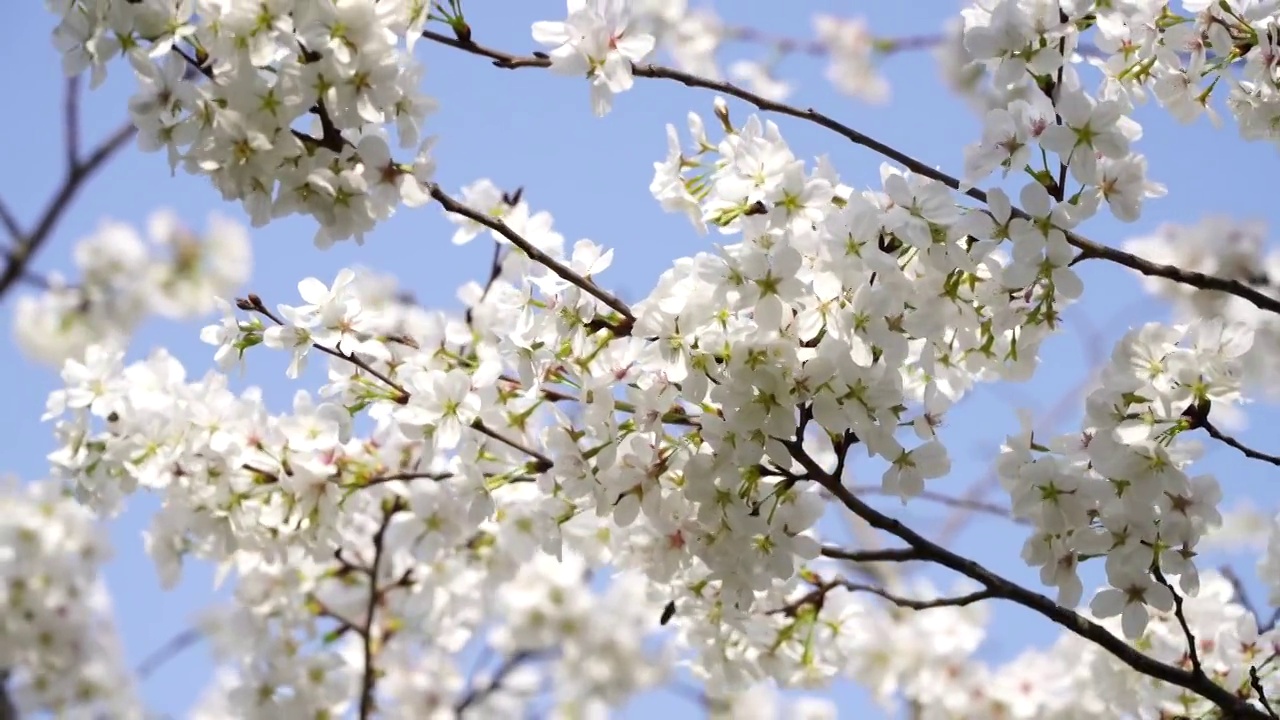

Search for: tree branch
xmin=838 ymin=580 xmax=995 ymax=611
xmin=65 ymin=75 xmax=81 ymax=170
xmin=820 ymin=545 xmax=925 ymax=563
xmin=419 ymin=30 xmax=1280 ymax=322
xmin=1153 ymin=567 xmax=1204 ymax=678
xmin=455 ymin=650 xmax=541 ymax=713
xmin=469 ymin=419 xmax=554 ymax=473
xmin=1202 ymin=419 xmax=1280 ymax=467
xmin=847 ymin=484 xmax=1027 ymax=525
xmin=785 ymin=440 xmax=1269 ymax=719
xmin=241 ymin=294 xmax=412 ymax=404
xmin=358 ymin=504 xmax=401 ymax=719
xmin=0 ymin=121 xmax=137 ymax=302
xmin=134 ymin=627 xmax=202 ymax=681
xmin=427 ymin=183 xmax=635 ymax=335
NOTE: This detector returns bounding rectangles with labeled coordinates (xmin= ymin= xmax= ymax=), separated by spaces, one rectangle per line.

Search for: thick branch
xmin=420 ymin=31 xmax=1280 ymax=321
xmin=787 ymin=441 xmax=1268 ymax=719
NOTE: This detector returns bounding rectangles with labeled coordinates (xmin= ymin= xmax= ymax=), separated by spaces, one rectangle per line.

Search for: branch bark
xmin=419 ymin=30 xmax=1280 ymax=322
xmin=0 ymin=121 xmax=136 ymax=302
xmin=786 ymin=440 xmax=1269 ymax=719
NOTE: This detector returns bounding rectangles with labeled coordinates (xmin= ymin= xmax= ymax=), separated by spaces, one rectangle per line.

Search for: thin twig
xmin=1220 ymin=565 xmax=1261 ymax=628
xmin=467 ymin=236 xmax=506 ymax=326
xmin=455 ymin=651 xmax=540 ymax=713
xmin=1153 ymin=567 xmax=1204 ymax=678
xmin=1203 ymin=420 xmax=1280 ymax=467
xmin=1253 ymin=666 xmax=1280 ymax=719
xmin=838 ymin=581 xmax=995 ymax=610
xmin=361 ymin=471 xmax=453 ymax=486
xmin=134 ymin=627 xmax=202 ymax=681
xmin=419 ymin=30 xmax=1280 ymax=322
xmin=357 ymin=505 xmax=399 ymax=719
xmin=0 ymin=121 xmax=137 ymax=302
xmin=848 ymin=484 xmax=1027 ymax=525
xmin=470 ymin=420 xmax=554 ymax=472
xmin=427 ymin=183 xmax=635 ymax=334
xmin=65 ymin=75 xmax=81 ymax=169
xmin=242 ymin=294 xmax=412 ymax=404
xmin=820 ymin=545 xmax=925 ymax=563
xmin=0 ymin=200 xmax=19 ymax=242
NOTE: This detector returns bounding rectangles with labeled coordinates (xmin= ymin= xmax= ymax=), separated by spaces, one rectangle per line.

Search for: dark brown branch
xmin=0 ymin=200 xmax=19 ymax=242
xmin=65 ymin=75 xmax=81 ymax=169
xmin=785 ymin=440 xmax=1269 ymax=719
xmin=820 ymin=545 xmax=925 ymax=563
xmin=1153 ymin=567 xmax=1204 ymax=678
xmin=455 ymin=651 xmax=541 ymax=713
xmin=771 ymin=575 xmax=992 ymax=616
xmin=470 ymin=420 xmax=554 ymax=473
xmin=242 ymin=294 xmax=411 ymax=404
xmin=427 ymin=183 xmax=635 ymax=335
xmin=358 ymin=505 xmax=399 ymax=719
xmin=1203 ymin=420 xmax=1280 ymax=467
xmin=361 ymin=471 xmax=453 ymax=486
xmin=0 ymin=674 xmax=13 ymax=720
xmin=0 ymin=121 xmax=137 ymax=301
xmin=419 ymin=30 xmax=1280 ymax=322
xmin=838 ymin=581 xmax=995 ymax=610
xmin=1253 ymin=666 xmax=1280 ymax=719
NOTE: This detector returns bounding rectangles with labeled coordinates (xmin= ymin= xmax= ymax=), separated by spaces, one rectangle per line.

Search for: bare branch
xmin=1253 ymin=666 xmax=1280 ymax=719
xmin=1221 ymin=565 xmax=1261 ymax=627
xmin=241 ymin=294 xmax=412 ymax=404
xmin=65 ymin=75 xmax=81 ymax=169
xmin=0 ymin=200 xmax=19 ymax=242
xmin=0 ymin=120 xmax=136 ymax=302
xmin=134 ymin=627 xmax=202 ymax=681
xmin=820 ymin=545 xmax=925 ymax=563
xmin=469 ymin=419 xmax=554 ymax=473
xmin=1202 ymin=419 xmax=1280 ymax=467
xmin=420 ymin=30 xmax=1280 ymax=322
xmin=771 ymin=575 xmax=993 ymax=616
xmin=1153 ymin=567 xmax=1205 ymax=678
xmin=838 ymin=581 xmax=995 ymax=611
xmin=455 ymin=651 xmax=541 ymax=713
xmin=847 ymin=485 xmax=1027 ymax=525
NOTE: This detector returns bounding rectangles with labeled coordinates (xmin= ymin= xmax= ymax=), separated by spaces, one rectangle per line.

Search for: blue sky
xmin=4 ymin=1 xmax=1280 ymax=717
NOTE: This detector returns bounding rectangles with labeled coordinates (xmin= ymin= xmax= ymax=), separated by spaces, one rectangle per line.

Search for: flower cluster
xmin=50 ymin=0 xmax=439 ymax=247
xmin=0 ymin=477 xmax=138 ymax=718
xmin=13 ymin=210 xmax=251 ymax=366
xmin=999 ymin=320 xmax=1251 ymax=637
xmin=21 ymin=0 xmax=1280 ymax=717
